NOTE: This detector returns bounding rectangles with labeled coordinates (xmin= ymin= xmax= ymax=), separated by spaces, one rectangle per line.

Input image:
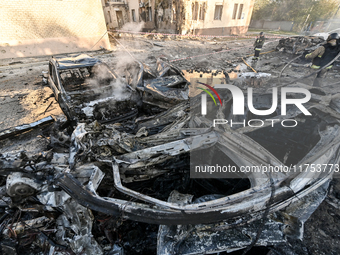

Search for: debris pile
xmin=1 ymin=53 xmax=340 ymax=255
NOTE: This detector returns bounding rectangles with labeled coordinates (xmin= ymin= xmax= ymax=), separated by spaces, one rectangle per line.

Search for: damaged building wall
xmin=101 ymin=0 xmax=130 ymax=29
xmin=180 ymin=0 xmax=255 ymax=35
xmin=0 ymin=0 xmax=110 ymax=59
xmin=102 ymin=0 xmax=156 ymax=31
xmin=135 ymin=0 xmax=157 ymax=30
xmin=101 ymin=0 xmax=254 ymax=35
xmin=154 ymin=0 xmax=178 ymax=33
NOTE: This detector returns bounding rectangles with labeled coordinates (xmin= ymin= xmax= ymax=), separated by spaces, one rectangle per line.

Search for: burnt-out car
xmin=48 ymin=54 xmax=137 ymax=124
xmin=138 ymin=58 xmax=189 ymax=110
xmin=117 ymin=57 xmax=189 ymax=112
xmin=276 ymin=36 xmax=325 ymax=54
xmin=3 ymin=68 xmax=340 ymax=254
xmin=48 ymin=54 xmax=189 ymax=124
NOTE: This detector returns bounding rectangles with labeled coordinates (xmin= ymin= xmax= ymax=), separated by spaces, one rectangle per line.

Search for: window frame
xmin=199 ymin=3 xmax=206 ymax=21
xmin=232 ymin=3 xmax=238 ymax=20
xmin=192 ymin=2 xmax=199 ymax=20
xmin=214 ymin=4 xmax=223 ymax=20
xmin=132 ymin=9 xmax=136 ymax=22
xmin=238 ymin=4 xmax=244 ymax=20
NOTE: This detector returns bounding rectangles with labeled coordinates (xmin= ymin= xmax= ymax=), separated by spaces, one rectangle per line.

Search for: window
xmin=238 ymin=4 xmax=243 ymax=19
xmin=192 ymin=2 xmax=199 ymax=20
xmin=132 ymin=9 xmax=136 ymax=22
xmin=143 ymin=7 xmax=152 ymax=22
xmin=199 ymin=3 xmax=206 ymax=20
xmin=108 ymin=11 xmax=112 ymax=23
xmin=232 ymin=4 xmax=238 ymax=19
xmin=173 ymin=7 xmax=176 ymax=21
xmin=214 ymin=5 xmax=223 ymax=20
xmin=147 ymin=7 xmax=152 ymax=21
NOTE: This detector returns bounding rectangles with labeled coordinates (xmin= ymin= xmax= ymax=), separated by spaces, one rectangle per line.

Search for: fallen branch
xmin=242 ymin=58 xmax=257 ymax=73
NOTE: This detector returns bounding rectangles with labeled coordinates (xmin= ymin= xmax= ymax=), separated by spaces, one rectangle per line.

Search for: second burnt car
xmin=276 ymin=35 xmax=325 ymax=54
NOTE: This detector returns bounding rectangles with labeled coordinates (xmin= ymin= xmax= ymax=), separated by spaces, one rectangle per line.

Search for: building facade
xmin=101 ymin=0 xmax=130 ymax=29
xmin=102 ymin=0 xmax=254 ymax=35
xmin=181 ymin=0 xmax=255 ymax=35
xmin=0 ymin=0 xmax=110 ymax=59
xmin=102 ymin=0 xmax=156 ymax=30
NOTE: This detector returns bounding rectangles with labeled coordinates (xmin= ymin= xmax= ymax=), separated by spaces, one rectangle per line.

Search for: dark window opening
xmin=199 ymin=3 xmax=206 ymax=20
xmin=232 ymin=3 xmax=238 ymax=19
xmin=214 ymin=5 xmax=223 ymax=20
xmin=147 ymin=7 xmax=152 ymax=21
xmin=107 ymin=11 xmax=112 ymax=23
xmin=192 ymin=2 xmax=199 ymax=20
xmin=238 ymin=4 xmax=244 ymax=19
xmin=132 ymin=9 xmax=136 ymax=22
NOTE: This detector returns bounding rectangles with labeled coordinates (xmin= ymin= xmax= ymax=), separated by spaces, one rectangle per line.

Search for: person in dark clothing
xmin=253 ymin=32 xmax=265 ymax=60
xmin=305 ymin=33 xmax=340 ymax=87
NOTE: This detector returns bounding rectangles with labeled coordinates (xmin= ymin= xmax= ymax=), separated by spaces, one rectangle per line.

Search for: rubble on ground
xmin=1 ymin=37 xmax=340 ymax=255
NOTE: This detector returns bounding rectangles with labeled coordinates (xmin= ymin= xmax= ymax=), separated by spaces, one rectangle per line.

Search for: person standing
xmin=305 ymin=33 xmax=340 ymax=87
xmin=253 ymin=32 xmax=265 ymax=60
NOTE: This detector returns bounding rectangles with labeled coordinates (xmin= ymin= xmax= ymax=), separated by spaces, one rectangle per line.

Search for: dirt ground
xmin=1 ymin=33 xmax=340 ymax=254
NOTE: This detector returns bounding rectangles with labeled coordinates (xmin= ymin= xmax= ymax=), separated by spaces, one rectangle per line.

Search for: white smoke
xmin=84 ymin=21 xmax=146 ymax=105
xmin=121 ymin=22 xmax=145 ymax=32
xmin=109 ymin=78 xmax=130 ymax=100
xmin=84 ymin=64 xmax=130 ymax=100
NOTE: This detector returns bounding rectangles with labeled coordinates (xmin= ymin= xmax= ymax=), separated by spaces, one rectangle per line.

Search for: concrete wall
xmin=181 ymin=0 xmax=255 ymax=35
xmin=323 ymin=19 xmax=340 ymax=32
xmin=0 ymin=0 xmax=110 ymax=59
xmin=138 ymin=0 xmax=156 ymax=30
xmin=249 ymin=20 xmax=294 ymax=31
xmin=154 ymin=0 xmax=178 ymax=33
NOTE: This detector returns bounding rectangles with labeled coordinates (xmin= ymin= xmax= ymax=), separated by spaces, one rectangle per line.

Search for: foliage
xmin=252 ymin=0 xmax=339 ymax=30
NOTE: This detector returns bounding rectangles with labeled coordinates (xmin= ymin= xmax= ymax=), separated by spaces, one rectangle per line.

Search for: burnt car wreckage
xmin=1 ymin=49 xmax=340 ymax=255
xmin=276 ymin=36 xmax=325 ymax=54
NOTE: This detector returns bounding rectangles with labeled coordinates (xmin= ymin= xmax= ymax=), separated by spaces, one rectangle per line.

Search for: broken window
xmin=199 ymin=3 xmax=206 ymax=21
xmin=147 ymin=7 xmax=152 ymax=21
xmin=192 ymin=2 xmax=199 ymax=20
xmin=139 ymin=7 xmax=145 ymax=22
xmin=132 ymin=9 xmax=136 ymax=22
xmin=214 ymin=4 xmax=223 ymax=20
xmin=143 ymin=7 xmax=152 ymax=22
xmin=232 ymin=3 xmax=238 ymax=19
xmin=238 ymin=4 xmax=244 ymax=19
xmin=59 ymin=65 xmax=114 ymax=93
